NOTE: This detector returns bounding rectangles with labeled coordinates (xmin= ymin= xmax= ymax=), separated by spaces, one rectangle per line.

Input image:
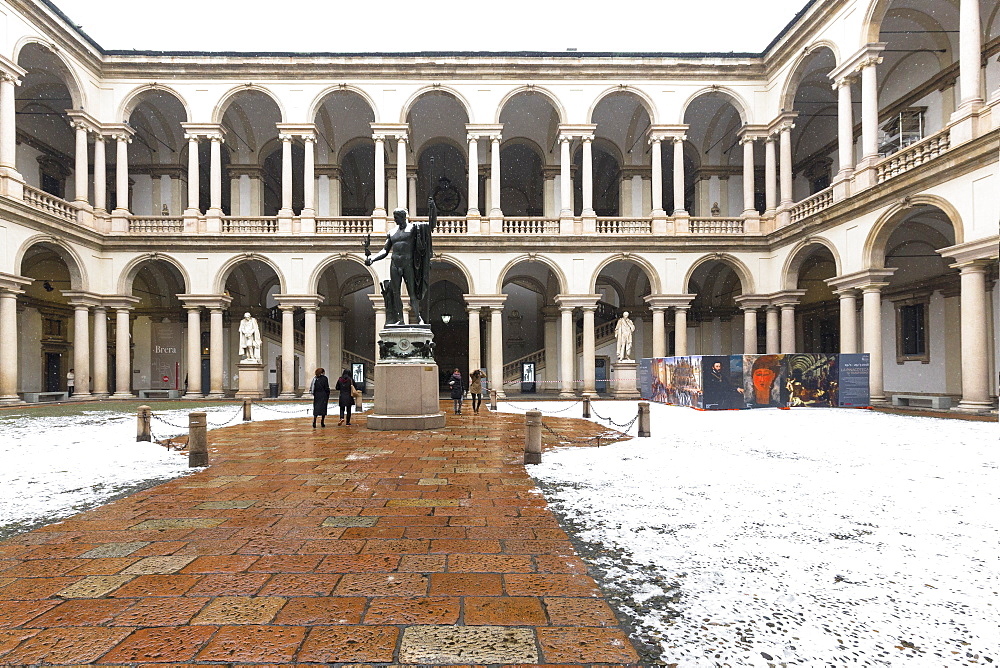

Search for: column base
xmin=558 ymin=391 xmax=576 ymax=399
xmin=832 ymin=169 xmax=853 ymax=201
xmin=182 ymin=393 xmax=204 ymax=400
xmin=0 ymin=169 xmax=24 ymax=198
xmin=581 ymin=213 xmax=596 ymax=234
xmin=949 ymin=101 xmax=984 ymax=146
xmin=110 ymin=210 xmax=130 ymax=233
xmin=277 ymin=392 xmax=297 ymax=400
xmin=852 ymin=157 xmax=879 ymax=191
xmin=110 ymin=392 xmax=135 ymax=399
xmin=952 ymin=400 xmax=995 ymax=413
xmin=0 ymin=396 xmax=25 ymax=405
xmin=558 ymin=216 xmax=574 ymax=235
xmin=207 ymin=392 xmax=226 ymax=399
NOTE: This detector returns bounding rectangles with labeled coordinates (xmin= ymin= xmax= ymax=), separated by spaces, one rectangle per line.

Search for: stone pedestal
xmin=235 ymin=361 xmax=266 ymax=400
xmin=612 ymin=359 xmax=640 ymax=399
xmin=366 ymin=325 xmax=445 ymax=430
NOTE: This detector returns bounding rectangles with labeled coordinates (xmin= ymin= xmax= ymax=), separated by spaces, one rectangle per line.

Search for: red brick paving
xmin=0 ymin=401 xmax=641 ymax=665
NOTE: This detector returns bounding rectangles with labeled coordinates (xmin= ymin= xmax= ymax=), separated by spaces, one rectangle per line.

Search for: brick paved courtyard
xmin=0 ymin=403 xmax=640 ymax=665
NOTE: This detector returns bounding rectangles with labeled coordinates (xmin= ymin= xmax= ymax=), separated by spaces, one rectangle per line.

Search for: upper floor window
xmin=879 ymin=108 xmax=925 ymax=157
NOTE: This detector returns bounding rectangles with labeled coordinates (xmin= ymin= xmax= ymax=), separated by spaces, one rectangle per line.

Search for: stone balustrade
xmin=221 ymin=217 xmax=279 ymax=233
xmin=688 ymin=217 xmax=745 ymax=234
xmin=502 ymin=217 xmax=560 ymax=234
xmin=128 ymin=216 xmax=184 ymax=233
xmin=876 ymin=128 xmax=951 ymax=184
xmin=411 ymin=216 xmax=467 ymax=234
xmin=789 ymin=186 xmax=833 ymax=224
xmin=23 ymin=185 xmax=76 ymax=223
xmin=596 ymin=217 xmax=652 ymax=234
xmin=316 ymin=217 xmax=373 ymax=234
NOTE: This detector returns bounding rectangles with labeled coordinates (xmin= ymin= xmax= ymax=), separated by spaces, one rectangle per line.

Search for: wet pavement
xmin=0 ymin=402 xmax=640 ymax=666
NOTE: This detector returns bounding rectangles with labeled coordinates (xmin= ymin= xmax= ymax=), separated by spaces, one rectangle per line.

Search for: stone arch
xmin=400 ymin=86 xmax=474 ymax=124
xmin=863 ymin=195 xmax=964 ymax=269
xmin=494 ymin=85 xmax=567 ymax=125
xmin=683 ymin=253 xmax=756 ymax=295
xmin=414 ymin=134 xmax=468 ymax=161
xmin=118 ymin=84 xmax=191 ymax=123
xmin=779 ymin=42 xmax=840 ymax=111
xmin=307 ymin=85 xmax=380 ymax=124
xmin=13 ymin=38 xmax=86 ymax=109
xmin=589 ymin=254 xmax=662 ymax=294
xmin=587 ymin=86 xmax=658 ymax=125
xmin=15 ymin=235 xmax=88 ymax=290
xmin=432 ymin=255 xmax=475 ymax=294
xmin=118 ymin=253 xmax=191 ymax=295
xmin=495 ymin=255 xmax=568 ymax=295
xmin=213 ymin=253 xmax=287 ymax=294
xmin=337 ymin=135 xmax=375 ymax=164
xmin=780 ymin=237 xmax=843 ymax=291
xmin=212 ymin=84 xmax=287 ymax=124
xmin=499 ymin=136 xmax=546 ymax=161
xmin=308 ymin=253 xmax=378 ymax=295
xmin=678 ymin=86 xmax=751 ymax=125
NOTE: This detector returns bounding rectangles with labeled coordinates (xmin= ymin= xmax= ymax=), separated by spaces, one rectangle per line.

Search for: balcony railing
xmin=23 ymin=185 xmax=76 ymax=222
xmin=876 ymin=128 xmax=950 ymax=184
xmin=316 ymin=217 xmax=372 ymax=234
xmin=689 ymin=217 xmax=744 ymax=234
xmin=411 ymin=216 xmax=467 ymax=234
xmin=222 ymin=217 xmax=278 ymax=233
xmin=129 ymin=216 xmax=184 ymax=233
xmin=789 ymin=186 xmax=833 ymax=224
xmin=596 ymin=217 xmax=652 ymax=234
xmin=502 ymin=217 xmax=560 ymax=234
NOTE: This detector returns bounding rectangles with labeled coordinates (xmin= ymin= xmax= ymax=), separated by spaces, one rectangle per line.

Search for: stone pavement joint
xmin=0 ymin=401 xmax=641 ymax=665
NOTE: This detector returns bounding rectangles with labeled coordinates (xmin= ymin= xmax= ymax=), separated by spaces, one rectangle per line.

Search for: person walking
xmin=469 ymin=369 xmax=486 ymax=414
xmin=335 ymin=369 xmax=360 ymax=425
xmin=448 ymin=368 xmax=465 ymax=415
xmin=310 ymin=368 xmax=330 ymax=428
xmin=66 ymin=368 xmax=75 ymax=397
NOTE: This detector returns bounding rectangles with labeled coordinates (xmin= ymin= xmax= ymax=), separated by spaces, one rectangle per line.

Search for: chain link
xmin=498 ymin=400 xmax=582 ymax=415
xmin=252 ymin=401 xmax=311 ymax=414
xmin=589 ymin=405 xmax=640 ymax=430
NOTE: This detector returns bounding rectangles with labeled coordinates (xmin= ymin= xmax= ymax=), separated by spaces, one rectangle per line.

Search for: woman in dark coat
xmin=334 ymin=369 xmax=359 ymax=426
xmin=448 ymin=368 xmax=464 ymax=415
xmin=310 ymin=368 xmax=331 ymax=428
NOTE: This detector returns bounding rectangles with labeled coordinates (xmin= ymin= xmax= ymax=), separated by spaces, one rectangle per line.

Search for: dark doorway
xmin=45 ymin=353 xmax=61 ymax=392
xmin=201 ymin=359 xmax=211 ymax=395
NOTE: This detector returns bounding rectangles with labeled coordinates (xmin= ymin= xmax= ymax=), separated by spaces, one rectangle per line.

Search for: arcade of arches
xmin=0 ymin=0 xmax=997 ymax=412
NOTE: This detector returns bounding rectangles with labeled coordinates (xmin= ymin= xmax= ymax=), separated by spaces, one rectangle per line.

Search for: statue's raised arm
xmin=427 ymin=196 xmax=437 ymax=231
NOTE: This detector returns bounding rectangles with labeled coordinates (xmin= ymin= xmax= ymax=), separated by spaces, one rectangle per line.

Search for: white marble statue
xmin=238 ymin=312 xmax=262 ymax=362
xmin=615 ymin=311 xmax=635 ymax=361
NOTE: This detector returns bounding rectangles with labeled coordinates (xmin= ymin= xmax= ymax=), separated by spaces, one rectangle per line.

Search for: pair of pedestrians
xmin=311 ymin=369 xmax=361 ymax=427
xmin=449 ymin=368 xmax=487 ymax=415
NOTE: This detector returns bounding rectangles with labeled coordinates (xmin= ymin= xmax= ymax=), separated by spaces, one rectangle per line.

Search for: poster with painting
xmin=785 ymin=354 xmax=838 ymax=407
xmin=743 ymin=354 xmax=787 ymax=408
xmin=701 ymin=355 xmax=746 ymax=410
xmin=672 ymin=356 xmax=703 ymax=408
xmin=652 ymin=358 xmax=672 ymax=403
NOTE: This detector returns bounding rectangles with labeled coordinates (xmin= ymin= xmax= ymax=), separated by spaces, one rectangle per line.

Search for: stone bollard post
xmin=242 ymin=399 xmax=251 ymax=422
xmin=136 ymin=405 xmax=152 ymax=442
xmin=524 ymin=410 xmax=542 ymax=465
xmin=489 ymin=389 xmax=498 ymax=411
xmin=582 ymin=393 xmax=591 ymax=418
xmin=638 ymin=401 xmax=650 ymax=437
xmin=188 ymin=412 xmax=208 ymax=467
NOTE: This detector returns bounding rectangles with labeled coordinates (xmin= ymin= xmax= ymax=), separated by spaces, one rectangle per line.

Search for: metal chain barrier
xmin=205 ymin=405 xmax=245 ymax=428
xmin=252 ymin=401 xmax=311 ymax=414
xmin=498 ymin=400 xmax=582 ymax=415
xmin=589 ymin=404 xmax=640 ymax=431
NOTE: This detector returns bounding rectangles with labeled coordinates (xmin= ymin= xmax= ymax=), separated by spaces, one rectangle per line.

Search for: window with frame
xmin=895 ymin=297 xmax=929 ymax=363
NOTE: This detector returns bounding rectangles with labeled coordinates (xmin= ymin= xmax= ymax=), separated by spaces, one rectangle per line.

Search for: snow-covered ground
xmin=0 ymin=402 xmax=312 ymax=538
xmin=501 ymin=400 xmax=999 ymax=667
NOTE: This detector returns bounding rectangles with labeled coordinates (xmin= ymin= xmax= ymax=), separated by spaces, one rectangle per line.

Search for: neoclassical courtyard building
xmin=0 ymin=0 xmax=996 ymax=409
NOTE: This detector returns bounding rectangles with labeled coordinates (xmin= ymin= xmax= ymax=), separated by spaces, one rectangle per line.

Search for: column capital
xmin=103 ymin=123 xmax=135 ymax=143
xmin=62 ymin=290 xmax=103 ymax=308
xmin=370 ymin=122 xmax=410 ymax=139
xmin=767 ymin=111 xmax=798 ymax=135
xmin=647 ymin=124 xmax=688 ymax=142
xmin=464 ymin=123 xmax=504 ymax=139
xmin=831 ymin=73 xmax=857 ymax=90
xmin=937 ymin=235 xmax=1000 ymax=266
xmin=274 ymin=294 xmax=324 ymax=309
xmin=825 ymin=269 xmax=896 ymax=292
xmin=0 ymin=272 xmax=31 ymax=294
xmin=463 ymin=294 xmax=507 ymax=310
xmin=65 ymin=110 xmax=100 ymax=134
xmin=371 ymin=133 xmax=386 ymax=142
xmin=768 ymin=290 xmax=807 ymax=307
xmin=830 ymin=43 xmax=886 ymax=82
xmin=557 ymin=124 xmax=597 ymax=140
xmin=179 ymin=122 xmax=225 ymax=140
xmin=102 ymin=295 xmax=142 ymax=310
xmin=554 ymin=294 xmax=601 ymax=310
xmin=275 ymin=122 xmax=319 ymax=138
xmin=278 ymin=133 xmax=295 ymax=142
xmin=643 ymin=294 xmax=695 ymax=309
xmin=733 ymin=294 xmax=771 ymax=310
xmin=0 ymin=55 xmax=26 ymax=84
xmin=178 ymin=294 xmax=233 ymax=310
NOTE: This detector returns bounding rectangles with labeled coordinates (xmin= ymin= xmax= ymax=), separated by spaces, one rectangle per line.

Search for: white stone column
xmin=280 ymin=135 xmax=293 ymax=215
xmin=649 ymin=138 xmax=663 ymax=215
xmin=838 ymin=290 xmax=858 ymax=354
xmin=329 ymin=308 xmax=344 ymax=374
xmin=489 ymin=134 xmax=502 ymax=218
xmin=113 ymin=308 xmax=132 ymax=398
xmin=956 ymin=262 xmax=992 ymax=410
xmin=741 ymin=136 xmax=755 ymax=216
xmin=582 ymin=306 xmax=597 ymax=394
xmin=0 ymin=75 xmax=18 ymax=173
xmin=73 ymin=122 xmax=89 ymax=207
xmin=467 ymin=305 xmax=481 ymax=374
xmin=558 ymin=306 xmax=575 ymax=397
xmin=780 ymin=303 xmax=796 ymax=353
xmin=582 ymin=136 xmax=595 ymax=216
xmin=651 ymin=308 xmax=666 ymax=358
xmin=279 ymin=305 xmax=295 ymax=398
xmin=765 ymin=305 xmax=780 ymax=354
xmin=184 ymin=306 xmax=202 ymax=399
xmin=672 ymin=137 xmax=687 ymax=215
xmin=115 ymin=135 xmax=130 ymax=214
xmin=779 ymin=123 xmax=793 ymax=208
xmin=559 ymin=136 xmax=572 ymax=215
xmin=742 ymin=307 xmax=758 ymax=354
xmin=674 ymin=307 xmax=688 ymax=356
xmin=467 ymin=135 xmax=480 ymax=217
xmin=836 ymin=77 xmax=855 ymax=175
xmin=0 ymin=289 xmax=22 ymax=402
xmin=208 ymin=135 xmax=223 ymax=215
xmin=209 ymin=307 xmax=224 ymax=397
xmin=489 ymin=305 xmax=504 ymax=398
xmin=860 ymin=59 xmax=880 ymax=161
xmin=373 ymin=134 xmax=386 ymax=216
xmin=185 ymin=135 xmax=200 ymax=214
xmin=862 ymin=285 xmax=886 ymax=402
xmin=303 ymin=306 xmax=317 ymax=394
xmin=958 ymin=0 xmax=983 ymax=110
xmin=542 ymin=308 xmax=558 ymax=391
xmin=72 ymin=303 xmax=91 ymax=398
xmin=764 ymin=135 xmax=776 ymax=215
xmin=92 ymin=306 xmax=108 ymax=397
xmin=395 ymin=136 xmax=407 ymax=211
xmin=93 ymin=136 xmax=106 ymax=213
xmin=303 ymin=135 xmax=316 ymax=216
